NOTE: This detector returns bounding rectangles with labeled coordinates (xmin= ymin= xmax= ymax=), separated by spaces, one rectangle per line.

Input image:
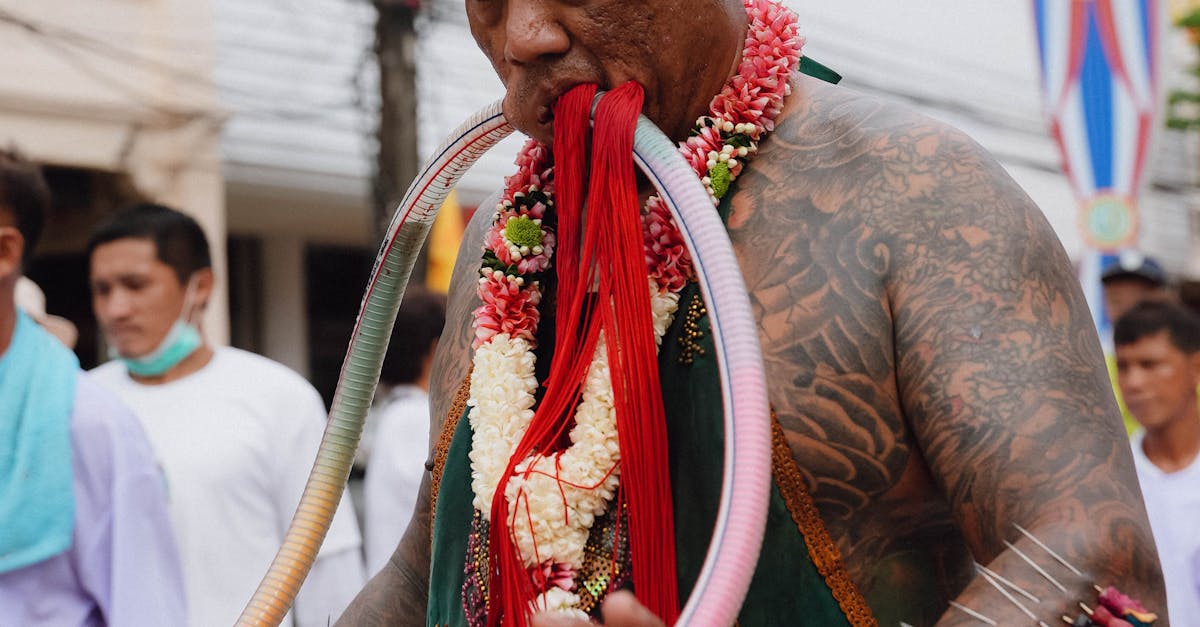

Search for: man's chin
xmin=1133 ymin=415 xmax=1167 ymax=431
xmin=109 ymin=344 xmax=147 ymax=361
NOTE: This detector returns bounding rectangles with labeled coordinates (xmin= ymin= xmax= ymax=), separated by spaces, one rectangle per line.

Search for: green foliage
xmin=481 ymin=251 xmax=517 ymax=276
xmin=1181 ymin=8 xmax=1200 ymax=29
xmin=1168 ymin=9 xmax=1200 ymax=130
xmin=726 ymin=133 xmax=753 ymax=148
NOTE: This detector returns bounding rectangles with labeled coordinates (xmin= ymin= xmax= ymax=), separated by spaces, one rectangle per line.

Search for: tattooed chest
xmin=741 ymin=235 xmax=908 ymax=513
xmin=765 ymin=320 xmax=912 ymax=522
xmin=727 ymin=177 xmax=955 ymax=532
xmin=763 ymin=307 xmax=973 ymax=604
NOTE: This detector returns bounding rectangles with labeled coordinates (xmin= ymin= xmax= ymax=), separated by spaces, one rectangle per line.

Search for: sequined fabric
xmin=461 ymin=498 xmax=632 ymax=622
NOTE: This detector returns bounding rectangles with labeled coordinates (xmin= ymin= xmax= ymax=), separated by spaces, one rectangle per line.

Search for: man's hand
xmin=531 ymin=591 xmax=666 ymax=627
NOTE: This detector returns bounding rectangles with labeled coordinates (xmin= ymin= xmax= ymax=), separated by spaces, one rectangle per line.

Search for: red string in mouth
xmin=486 ymin=81 xmax=680 ymax=627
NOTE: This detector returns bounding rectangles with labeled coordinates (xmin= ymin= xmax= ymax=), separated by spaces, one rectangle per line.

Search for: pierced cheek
xmin=503 ymin=87 xmax=535 ymax=120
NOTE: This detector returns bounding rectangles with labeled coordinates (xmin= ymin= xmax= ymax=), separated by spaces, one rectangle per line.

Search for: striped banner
xmin=1033 ymin=0 xmax=1162 ymax=344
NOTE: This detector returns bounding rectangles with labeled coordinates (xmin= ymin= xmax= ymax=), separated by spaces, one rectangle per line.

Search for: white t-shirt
xmin=1131 ymin=430 xmax=1200 ymax=626
xmin=92 ymin=347 xmax=365 ymax=627
xmin=363 ymin=384 xmax=431 ymax=574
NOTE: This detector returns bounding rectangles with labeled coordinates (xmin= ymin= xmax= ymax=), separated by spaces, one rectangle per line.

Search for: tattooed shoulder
xmin=723 ymin=75 xmax=1156 ymax=618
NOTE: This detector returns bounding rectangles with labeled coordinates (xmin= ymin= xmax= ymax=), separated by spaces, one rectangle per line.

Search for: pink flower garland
xmin=646 ymin=0 xmax=801 ymax=292
xmin=474 ymin=0 xmax=801 ymax=345
xmin=473 ymin=144 xmax=554 ymax=348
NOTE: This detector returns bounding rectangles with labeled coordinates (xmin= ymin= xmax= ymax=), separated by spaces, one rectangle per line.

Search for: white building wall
xmin=212 ymin=0 xmax=379 ymax=190
xmin=416 ymin=9 xmax=526 ymax=208
xmin=209 ymin=0 xmax=380 ymax=369
xmin=0 ymin=0 xmax=229 ymax=345
xmin=211 ymin=0 xmax=379 ymax=244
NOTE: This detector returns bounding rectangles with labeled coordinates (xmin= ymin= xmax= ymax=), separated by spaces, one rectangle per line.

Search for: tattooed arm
xmin=336 ymin=199 xmax=494 ymax=626
xmin=881 ymin=124 xmax=1166 ymax=623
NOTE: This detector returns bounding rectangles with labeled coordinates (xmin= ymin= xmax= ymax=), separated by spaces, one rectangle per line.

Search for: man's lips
xmin=539 ymin=86 xmax=575 ymax=125
xmin=1123 ymin=398 xmax=1152 ymax=412
xmin=105 ymin=326 xmax=140 ymax=342
xmin=534 ymin=81 xmax=605 ymax=127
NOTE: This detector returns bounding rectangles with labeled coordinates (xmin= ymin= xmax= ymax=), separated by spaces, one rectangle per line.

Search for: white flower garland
xmin=468 ymin=280 xmax=679 ymax=572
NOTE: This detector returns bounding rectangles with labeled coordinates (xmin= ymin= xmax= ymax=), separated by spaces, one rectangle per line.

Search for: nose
xmin=504 ymin=0 xmax=569 ymax=65
xmin=1118 ymin=365 xmax=1146 ymax=397
xmin=97 ymin=288 xmax=133 ymax=324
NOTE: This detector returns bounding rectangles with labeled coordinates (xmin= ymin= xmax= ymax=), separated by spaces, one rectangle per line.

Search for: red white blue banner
xmin=1033 ymin=0 xmax=1161 ymax=340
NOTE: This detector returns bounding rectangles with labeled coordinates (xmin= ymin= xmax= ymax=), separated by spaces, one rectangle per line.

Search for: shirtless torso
xmin=340 ymin=75 xmax=1164 ymax=627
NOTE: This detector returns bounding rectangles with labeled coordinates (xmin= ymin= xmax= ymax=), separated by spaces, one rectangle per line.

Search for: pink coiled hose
xmin=236 ymin=100 xmax=771 ymax=627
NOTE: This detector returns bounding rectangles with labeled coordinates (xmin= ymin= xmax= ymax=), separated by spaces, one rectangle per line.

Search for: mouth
xmin=1123 ymin=399 xmax=1151 ymax=413
xmin=535 ymin=81 xmax=608 ymax=128
xmin=105 ymin=326 xmax=139 ymax=343
xmin=541 ymin=85 xmax=576 ymax=126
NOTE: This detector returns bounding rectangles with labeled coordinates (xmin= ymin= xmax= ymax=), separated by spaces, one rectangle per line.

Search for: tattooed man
xmin=338 ymin=0 xmax=1165 ymax=625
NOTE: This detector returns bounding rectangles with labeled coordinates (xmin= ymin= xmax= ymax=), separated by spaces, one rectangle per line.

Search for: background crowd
xmin=0 ymin=148 xmax=443 ymax=625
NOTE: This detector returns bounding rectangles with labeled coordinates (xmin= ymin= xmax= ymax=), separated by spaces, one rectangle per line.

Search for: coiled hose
xmin=235 ymin=100 xmax=771 ymax=627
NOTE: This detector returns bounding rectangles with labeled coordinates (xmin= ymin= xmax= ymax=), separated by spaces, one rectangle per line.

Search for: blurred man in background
xmin=0 ymin=149 xmax=185 ymax=625
xmin=1115 ymin=300 xmax=1200 ymax=625
xmin=362 ymin=287 xmax=446 ymax=574
xmin=88 ymin=203 xmax=365 ymax=627
xmin=1103 ymin=254 xmax=1179 ymax=436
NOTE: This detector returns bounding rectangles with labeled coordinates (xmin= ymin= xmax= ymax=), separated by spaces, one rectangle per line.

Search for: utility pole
xmin=373 ymin=0 xmax=424 ymax=280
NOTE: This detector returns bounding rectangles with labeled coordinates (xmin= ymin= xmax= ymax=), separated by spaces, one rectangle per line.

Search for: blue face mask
xmin=116 ymin=319 xmax=203 ymax=377
xmin=114 ymin=278 xmax=204 ymax=377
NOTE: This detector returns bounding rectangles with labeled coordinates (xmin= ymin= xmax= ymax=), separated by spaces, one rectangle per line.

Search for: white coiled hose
xmin=235 ymin=100 xmax=771 ymax=627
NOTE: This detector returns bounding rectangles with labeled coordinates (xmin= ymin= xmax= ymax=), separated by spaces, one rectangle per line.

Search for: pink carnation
xmin=643 ymin=198 xmax=693 ymax=293
xmin=504 ymin=140 xmax=553 ymax=200
xmin=473 ymin=273 xmax=542 ymax=348
xmin=523 ymin=197 xmax=551 ymax=221
xmin=683 ymin=124 xmax=724 ymax=174
xmin=530 ymin=561 xmax=576 ymax=593
xmin=484 ymin=217 xmax=514 ymax=262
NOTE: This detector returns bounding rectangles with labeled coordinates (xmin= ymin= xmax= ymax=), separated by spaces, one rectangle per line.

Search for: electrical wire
xmin=0 ymin=4 xmax=378 ymax=132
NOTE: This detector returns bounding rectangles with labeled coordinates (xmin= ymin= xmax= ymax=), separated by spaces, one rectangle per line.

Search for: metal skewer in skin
xmin=235 ymin=98 xmax=774 ymax=626
xmin=953 ymin=524 xmax=1161 ymax=627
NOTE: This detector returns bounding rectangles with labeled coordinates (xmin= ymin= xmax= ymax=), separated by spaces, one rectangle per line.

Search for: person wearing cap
xmin=1101 ymin=254 xmax=1177 ymax=436
xmin=1114 ymin=300 xmax=1200 ymax=625
xmin=1102 ymin=253 xmax=1171 ymax=325
xmin=0 ymin=148 xmax=185 ymax=625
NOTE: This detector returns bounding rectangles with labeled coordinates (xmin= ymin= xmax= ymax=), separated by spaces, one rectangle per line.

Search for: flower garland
xmin=467 ymin=0 xmax=802 ymax=616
